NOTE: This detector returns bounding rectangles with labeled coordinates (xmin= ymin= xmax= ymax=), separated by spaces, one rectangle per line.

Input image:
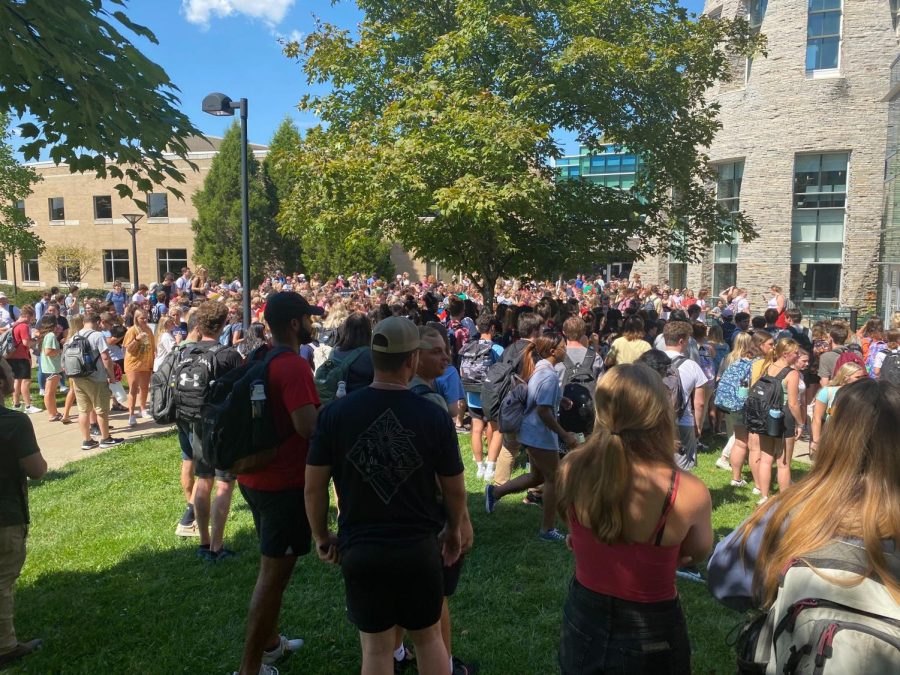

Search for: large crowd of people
xmin=1 ymin=267 xmax=898 ymax=674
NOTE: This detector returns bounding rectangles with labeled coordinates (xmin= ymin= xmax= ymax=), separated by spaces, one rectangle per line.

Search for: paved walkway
xmin=27 ymin=408 xmax=175 ymax=471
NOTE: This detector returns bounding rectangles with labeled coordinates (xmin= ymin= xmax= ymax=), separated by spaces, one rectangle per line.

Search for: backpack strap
xmin=410 ymin=383 xmax=434 ymax=397
xmin=774 ymin=367 xmax=792 ymax=381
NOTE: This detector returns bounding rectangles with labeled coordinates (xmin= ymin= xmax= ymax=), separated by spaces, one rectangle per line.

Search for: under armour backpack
xmin=199 ymin=345 xmax=292 ymax=473
xmin=662 ymin=355 xmax=689 ymax=422
xmin=314 ymin=346 xmax=368 ymax=405
xmin=832 ymin=344 xmax=865 ymax=374
xmin=734 ymin=540 xmax=900 ymax=675
xmin=879 ymin=349 xmax=900 ymax=386
xmin=558 ymin=349 xmax=598 ymax=434
xmin=172 ymin=343 xmax=224 ymax=424
xmin=744 ymin=366 xmax=791 ymax=435
xmin=63 ymin=331 xmax=99 ymax=378
xmin=149 ymin=346 xmax=185 ymax=424
xmin=459 ymin=339 xmax=495 ymax=393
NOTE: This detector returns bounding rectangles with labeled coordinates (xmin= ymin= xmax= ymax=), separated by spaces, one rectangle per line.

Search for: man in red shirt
xmin=4 ymin=305 xmax=41 ymax=414
xmin=235 ymin=292 xmax=322 ymax=675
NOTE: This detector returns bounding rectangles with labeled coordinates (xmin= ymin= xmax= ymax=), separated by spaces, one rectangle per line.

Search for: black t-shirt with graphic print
xmin=308 ymin=387 xmax=463 ymax=550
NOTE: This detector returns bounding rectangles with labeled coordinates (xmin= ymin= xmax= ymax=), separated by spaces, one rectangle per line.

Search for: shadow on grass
xmin=31 ymin=469 xmax=76 ymax=486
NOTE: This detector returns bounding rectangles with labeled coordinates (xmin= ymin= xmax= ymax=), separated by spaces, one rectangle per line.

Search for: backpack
xmin=663 ymin=355 xmax=689 ymax=422
xmin=62 ymin=331 xmax=99 ymax=378
xmin=314 ymin=346 xmax=367 ymax=405
xmin=715 ymin=358 xmax=754 ymax=413
xmin=698 ymin=344 xmax=717 ymax=381
xmin=785 ymin=326 xmax=813 ymax=353
xmin=0 ymin=324 xmax=18 ymax=358
xmin=744 ymin=366 xmax=791 ymax=435
xmin=497 ymin=374 xmax=529 ymax=434
xmin=149 ymin=346 xmax=185 ymax=424
xmin=459 ymin=339 xmax=495 ymax=393
xmin=878 ymin=349 xmax=900 ymax=386
xmin=558 ymin=349 xmax=598 ymax=434
xmin=312 ymin=328 xmax=336 ymax=372
xmin=150 ymin=303 xmax=166 ymax=324
xmin=865 ymin=341 xmax=887 ymax=379
xmin=832 ymin=344 xmax=865 ymax=374
xmin=199 ymin=345 xmax=293 ymax=473
xmin=218 ymin=322 xmax=234 ymax=347
xmin=735 ymin=540 xmax=900 ymax=675
xmin=172 ymin=343 xmax=225 ymax=424
xmin=447 ymin=319 xmax=470 ymax=369
xmin=480 ymin=351 xmax=525 ymax=422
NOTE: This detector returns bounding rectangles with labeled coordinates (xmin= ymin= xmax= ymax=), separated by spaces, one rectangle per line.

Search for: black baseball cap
xmin=264 ymin=292 xmax=324 ymax=324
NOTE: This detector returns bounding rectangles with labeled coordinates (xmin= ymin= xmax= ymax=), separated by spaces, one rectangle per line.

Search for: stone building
xmin=632 ymin=0 xmax=899 ymax=315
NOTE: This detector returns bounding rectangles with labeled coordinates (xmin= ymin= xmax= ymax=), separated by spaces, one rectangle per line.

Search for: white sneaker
xmin=59 ymin=385 xmax=68 ymax=393
xmin=128 ymin=415 xmax=137 ymax=427
xmin=483 ymin=469 xmax=495 ymax=483
xmin=262 ymin=635 xmax=304 ymax=665
xmin=141 ymin=410 xmax=152 ymax=420
xmin=25 ymin=405 xmax=43 ymax=414
xmin=757 ymin=495 xmax=769 ymax=506
xmin=715 ymin=456 xmax=731 ymax=470
xmin=751 ymin=486 xmax=761 ymax=495
xmin=730 ymin=479 xmax=748 ymax=487
xmin=39 ymin=389 xmax=45 ymax=396
xmin=475 ymin=462 xmax=486 ymax=480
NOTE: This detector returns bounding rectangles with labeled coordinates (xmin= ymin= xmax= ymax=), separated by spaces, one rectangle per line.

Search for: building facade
xmin=632 ymin=0 xmax=899 ymax=314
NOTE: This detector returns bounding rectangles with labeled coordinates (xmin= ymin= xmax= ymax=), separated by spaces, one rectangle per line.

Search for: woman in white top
xmin=153 ymin=316 xmax=177 ymax=372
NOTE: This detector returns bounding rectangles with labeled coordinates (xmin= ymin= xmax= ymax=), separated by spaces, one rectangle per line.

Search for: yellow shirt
xmin=123 ymin=325 xmax=156 ymax=373
xmin=607 ymin=336 xmax=651 ymax=365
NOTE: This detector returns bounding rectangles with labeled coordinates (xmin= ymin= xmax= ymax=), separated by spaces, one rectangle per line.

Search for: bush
xmin=0 ymin=284 xmax=109 ymax=307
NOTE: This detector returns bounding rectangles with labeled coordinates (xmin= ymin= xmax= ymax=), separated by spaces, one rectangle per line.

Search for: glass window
xmin=103 ymin=249 xmax=130 ymax=283
xmin=668 ymin=263 xmax=687 ymax=290
xmin=806 ymin=0 xmax=841 ymax=71
xmin=749 ymin=0 xmax=768 ymax=28
xmin=22 ymin=257 xmax=39 ymax=282
xmin=713 ymin=264 xmax=737 ymax=296
xmin=0 ymin=256 xmax=7 ymax=281
xmin=57 ymin=256 xmax=81 ymax=284
xmin=717 ymin=161 xmax=744 ymax=213
xmin=15 ymin=200 xmax=25 ymax=218
xmin=93 ymin=195 xmax=113 ymax=220
xmin=794 ymin=153 xmax=848 ymax=208
xmin=893 ymin=0 xmax=900 ymax=30
xmin=48 ymin=197 xmax=65 ymax=221
xmin=148 ymin=193 xmax=169 ymax=218
xmin=157 ymin=249 xmax=188 ymax=281
xmin=791 ymin=263 xmax=840 ymax=303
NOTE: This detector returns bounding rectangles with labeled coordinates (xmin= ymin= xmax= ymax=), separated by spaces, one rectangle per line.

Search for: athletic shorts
xmin=6 ymin=358 xmax=31 ymax=379
xmin=443 ymin=554 xmax=465 ymax=597
xmin=468 ymin=406 xmax=484 ymax=422
xmin=239 ymin=485 xmax=312 ymax=558
xmin=179 ymin=420 xmax=235 ymax=481
xmin=341 ymin=537 xmax=444 ymax=633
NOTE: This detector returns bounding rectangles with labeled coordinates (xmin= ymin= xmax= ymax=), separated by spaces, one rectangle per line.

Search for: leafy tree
xmin=0 ymin=113 xmax=43 ymax=275
xmin=43 ymin=244 xmax=98 ymax=284
xmin=263 ymin=118 xmax=304 ymax=271
xmin=1 ymin=0 xmax=201 ymax=206
xmin=280 ymin=0 xmax=762 ymax=305
xmin=192 ymin=123 xmax=293 ymax=283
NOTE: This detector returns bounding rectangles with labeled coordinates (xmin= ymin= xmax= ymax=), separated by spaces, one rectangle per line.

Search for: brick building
xmin=632 ymin=0 xmax=899 ymax=315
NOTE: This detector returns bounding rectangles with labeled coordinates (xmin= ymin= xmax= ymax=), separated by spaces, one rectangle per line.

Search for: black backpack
xmin=459 ymin=339 xmax=495 ymax=393
xmin=879 ymin=350 xmax=900 ymax=386
xmin=558 ymin=349 xmax=598 ymax=434
xmin=480 ymin=352 xmax=525 ymax=423
xmin=662 ymin=355 xmax=689 ymax=422
xmin=744 ymin=366 xmax=791 ymax=435
xmin=172 ymin=343 xmax=225 ymax=424
xmin=199 ymin=345 xmax=293 ymax=473
xmin=149 ymin=346 xmax=185 ymax=424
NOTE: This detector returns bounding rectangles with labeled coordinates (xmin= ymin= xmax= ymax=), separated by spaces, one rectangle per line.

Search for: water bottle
xmin=250 ymin=382 xmax=266 ymax=419
xmin=737 ymin=376 xmax=749 ymax=401
xmin=336 ymin=381 xmax=347 ymax=399
xmin=766 ymin=408 xmax=784 ymax=437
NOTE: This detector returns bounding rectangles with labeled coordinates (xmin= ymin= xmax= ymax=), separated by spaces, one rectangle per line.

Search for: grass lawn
xmin=9 ymin=432 xmax=807 ymax=674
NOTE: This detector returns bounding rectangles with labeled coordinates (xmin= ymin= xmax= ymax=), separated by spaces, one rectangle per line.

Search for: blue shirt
xmin=518 ymin=360 xmax=563 ymax=451
xmin=435 ymin=365 xmax=465 ymax=405
xmin=106 ymin=290 xmax=127 ymax=315
xmin=465 ymin=343 xmax=504 ymax=409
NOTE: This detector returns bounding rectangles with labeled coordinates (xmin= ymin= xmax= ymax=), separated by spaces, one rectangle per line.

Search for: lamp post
xmin=202 ymin=92 xmax=251 ymax=330
xmin=122 ymin=213 xmax=144 ymax=290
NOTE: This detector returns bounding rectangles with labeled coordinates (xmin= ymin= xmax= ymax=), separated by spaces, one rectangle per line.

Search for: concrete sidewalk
xmin=26 ymin=408 xmax=176 ymax=470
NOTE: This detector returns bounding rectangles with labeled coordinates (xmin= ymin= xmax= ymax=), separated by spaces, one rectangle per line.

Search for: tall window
xmin=48 ymin=197 xmax=65 ymax=221
xmin=893 ymin=0 xmax=899 ymax=30
xmin=584 ymin=147 xmax=639 ymax=190
xmin=93 ymin=195 xmax=113 ymax=220
xmin=791 ymin=153 xmax=848 ymax=307
xmin=22 ymin=257 xmax=39 ymax=282
xmin=15 ymin=200 xmax=25 ymax=218
xmin=157 ymin=248 xmax=188 ymax=281
xmin=103 ymin=249 xmax=130 ymax=283
xmin=746 ymin=0 xmax=767 ymax=80
xmin=713 ymin=161 xmax=744 ymax=295
xmin=57 ymin=256 xmax=81 ymax=284
xmin=148 ymin=193 xmax=169 ymax=218
xmin=806 ymin=0 xmax=842 ymax=72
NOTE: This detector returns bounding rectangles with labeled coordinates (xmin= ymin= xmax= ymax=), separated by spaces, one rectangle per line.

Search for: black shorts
xmin=6 ymin=358 xmax=31 ymax=379
xmin=468 ymin=406 xmax=484 ymax=422
xmin=341 ymin=537 xmax=444 ymax=633
xmin=443 ymin=555 xmax=465 ymax=596
xmin=179 ymin=420 xmax=235 ymax=481
xmin=239 ymin=485 xmax=312 ymax=558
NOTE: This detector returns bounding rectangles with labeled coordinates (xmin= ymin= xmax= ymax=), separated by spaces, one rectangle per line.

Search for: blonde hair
xmin=759 ymin=337 xmax=799 ymax=375
xmin=556 ymin=365 xmax=676 ymax=543
xmin=723 ymin=332 xmax=755 ymax=369
xmin=831 ymin=362 xmax=864 ymax=387
xmin=68 ymin=314 xmax=85 ymax=335
xmin=740 ymin=379 xmax=900 ymax=606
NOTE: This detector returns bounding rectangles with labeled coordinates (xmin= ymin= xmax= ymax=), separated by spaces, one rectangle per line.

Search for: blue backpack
xmin=714 ymin=358 xmax=753 ymax=413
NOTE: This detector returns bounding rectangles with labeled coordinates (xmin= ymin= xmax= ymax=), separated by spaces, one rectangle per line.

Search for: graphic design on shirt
xmin=347 ymin=408 xmax=423 ymax=504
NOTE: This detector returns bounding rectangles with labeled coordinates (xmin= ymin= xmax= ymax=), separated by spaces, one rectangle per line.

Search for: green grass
xmin=9 ymin=433 xmax=808 ymax=674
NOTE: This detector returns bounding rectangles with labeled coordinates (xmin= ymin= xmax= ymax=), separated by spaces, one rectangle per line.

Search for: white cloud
xmin=182 ymin=0 xmax=296 ymax=27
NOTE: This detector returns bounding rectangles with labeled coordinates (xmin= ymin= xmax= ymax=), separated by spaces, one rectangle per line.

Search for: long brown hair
xmin=521 ymin=335 xmax=563 ymax=381
xmin=556 ymin=364 xmax=676 ymax=543
xmin=740 ymin=379 xmax=900 ymax=606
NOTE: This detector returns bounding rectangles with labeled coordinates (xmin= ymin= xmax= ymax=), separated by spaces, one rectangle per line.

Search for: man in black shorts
xmin=307 ymin=317 xmax=472 ymax=675
xmin=235 ymin=292 xmax=322 ymax=674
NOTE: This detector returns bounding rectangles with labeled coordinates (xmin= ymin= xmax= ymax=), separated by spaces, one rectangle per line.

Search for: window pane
xmin=792 ymin=243 xmax=817 ymax=263
xmin=103 ymin=249 xmax=130 ymax=283
xmin=816 ymin=242 xmax=843 ymax=262
xmin=22 ymin=258 xmax=39 ymax=282
xmin=817 ymin=210 xmax=845 ymax=241
xmin=148 ymin=193 xmax=168 ymax=218
xmin=812 ymin=264 xmax=841 ymax=299
xmin=713 ymin=264 xmax=737 ymax=296
xmin=93 ymin=195 xmax=112 ymax=220
xmin=48 ymin=197 xmax=65 ymax=221
xmin=792 ymin=212 xmax=818 ymax=242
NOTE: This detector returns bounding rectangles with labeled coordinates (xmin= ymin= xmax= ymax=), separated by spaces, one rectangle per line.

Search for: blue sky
xmin=76 ymin=0 xmax=706 ymax=154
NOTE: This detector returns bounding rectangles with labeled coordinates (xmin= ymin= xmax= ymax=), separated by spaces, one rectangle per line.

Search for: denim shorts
xmin=559 ymin=579 xmax=691 ymax=675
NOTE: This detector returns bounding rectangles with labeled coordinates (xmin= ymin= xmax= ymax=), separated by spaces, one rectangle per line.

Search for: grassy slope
xmin=10 ymin=433 xmax=806 ymax=674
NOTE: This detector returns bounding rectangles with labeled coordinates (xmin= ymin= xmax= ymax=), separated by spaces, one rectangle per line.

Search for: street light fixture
xmin=202 ymin=92 xmax=251 ymax=330
xmin=122 ymin=213 xmax=144 ymax=291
